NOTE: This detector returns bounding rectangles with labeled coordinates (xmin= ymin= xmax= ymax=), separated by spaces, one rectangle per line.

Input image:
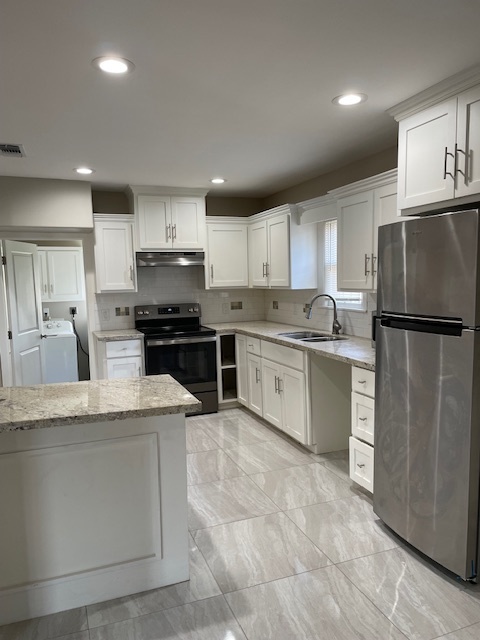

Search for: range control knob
xmin=138 ymin=311 xmax=144 ymax=315
xmin=193 ymin=307 xmax=199 ymax=312
xmin=56 ymin=322 xmax=61 ymax=327
xmin=144 ymin=311 xmax=150 ymax=315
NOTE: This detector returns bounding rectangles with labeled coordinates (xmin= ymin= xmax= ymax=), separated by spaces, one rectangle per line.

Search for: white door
xmin=456 ymin=85 xmax=480 ymax=199
xmin=95 ymin=220 xmax=136 ymax=292
xmin=3 ymin=240 xmax=45 ymax=386
xmin=171 ymin=196 xmax=205 ymax=249
xmin=249 ymin=221 xmax=268 ymax=287
xmin=261 ymin=359 xmax=282 ymax=429
xmin=46 ymin=249 xmax=84 ymax=301
xmin=235 ymin=335 xmax=248 ymax=406
xmin=106 ymin=356 xmax=142 ymax=379
xmin=281 ymin=365 xmax=307 ymax=444
xmin=397 ymin=98 xmax=457 ymax=210
xmin=247 ymin=353 xmax=263 ymax=417
xmin=207 ymin=224 xmax=249 ymax=288
xmin=267 ymin=214 xmax=290 ymax=287
xmin=137 ymin=195 xmax=171 ymax=250
xmin=337 ymin=191 xmax=374 ymax=290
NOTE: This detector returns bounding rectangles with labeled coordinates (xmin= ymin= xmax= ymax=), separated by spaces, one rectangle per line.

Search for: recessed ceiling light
xmin=75 ymin=167 xmax=94 ymax=175
xmin=332 ymin=93 xmax=367 ymax=106
xmin=92 ymin=57 xmax=135 ymax=74
xmin=210 ymin=177 xmax=226 ymax=184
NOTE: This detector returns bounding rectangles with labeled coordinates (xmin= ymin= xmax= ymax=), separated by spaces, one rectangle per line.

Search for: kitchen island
xmin=0 ymin=375 xmax=200 ymax=625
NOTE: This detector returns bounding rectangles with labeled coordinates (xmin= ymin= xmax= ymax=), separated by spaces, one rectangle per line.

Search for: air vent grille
xmin=0 ymin=144 xmax=26 ymax=158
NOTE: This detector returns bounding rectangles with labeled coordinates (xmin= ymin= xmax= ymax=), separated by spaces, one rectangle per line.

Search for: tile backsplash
xmin=93 ymin=266 xmax=265 ymax=331
xmin=93 ymin=265 xmax=376 ymax=338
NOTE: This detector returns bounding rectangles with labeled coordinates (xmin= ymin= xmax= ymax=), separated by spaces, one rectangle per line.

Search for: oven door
xmin=145 ymin=335 xmax=217 ymax=393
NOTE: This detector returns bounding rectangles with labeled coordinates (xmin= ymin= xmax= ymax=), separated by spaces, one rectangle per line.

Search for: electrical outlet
xmin=100 ymin=309 xmax=110 ymax=321
xmin=69 ymin=306 xmax=77 ymax=316
xmin=115 ymin=307 xmax=130 ymax=316
xmin=222 ymin=303 xmax=229 ymax=314
xmin=230 ymin=301 xmax=243 ymax=310
xmin=272 ymin=300 xmax=279 ymax=310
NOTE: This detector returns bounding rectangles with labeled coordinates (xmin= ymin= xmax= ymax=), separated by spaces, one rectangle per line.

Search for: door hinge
xmin=7 ymin=330 xmax=12 ymax=340
xmin=1 ymin=256 xmax=6 ymax=266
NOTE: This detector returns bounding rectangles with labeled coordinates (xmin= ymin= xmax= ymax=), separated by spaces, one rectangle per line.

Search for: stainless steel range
xmin=135 ymin=303 xmax=217 ymax=415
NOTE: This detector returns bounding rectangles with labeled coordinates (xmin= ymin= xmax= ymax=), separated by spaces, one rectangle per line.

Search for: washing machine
xmin=43 ymin=320 xmax=79 ymax=383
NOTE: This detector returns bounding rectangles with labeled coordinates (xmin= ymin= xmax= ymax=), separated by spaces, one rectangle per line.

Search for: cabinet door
xmin=46 ymin=249 xmax=85 ymax=301
xmin=280 ymin=365 xmax=307 ymax=444
xmin=95 ymin=221 xmax=136 ymax=292
xmin=249 ymin=221 xmax=268 ymax=287
xmin=106 ymin=356 xmax=142 ymax=379
xmin=235 ymin=335 xmax=248 ymax=406
xmin=397 ymin=99 xmax=457 ymax=210
xmin=337 ymin=191 xmax=374 ymax=290
xmin=247 ymin=353 xmax=263 ymax=417
xmin=137 ymin=195 xmax=171 ymax=250
xmin=38 ymin=250 xmax=49 ymax=300
xmin=456 ymin=85 xmax=480 ymax=199
xmin=171 ymin=196 xmax=205 ymax=249
xmin=373 ymin=182 xmax=399 ymax=290
xmin=207 ymin=224 xmax=248 ymax=288
xmin=262 ymin=359 xmax=282 ymax=429
xmin=267 ymin=214 xmax=290 ymax=287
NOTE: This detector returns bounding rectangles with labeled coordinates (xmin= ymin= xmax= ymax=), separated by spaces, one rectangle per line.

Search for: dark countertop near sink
xmin=204 ymin=321 xmax=375 ymax=371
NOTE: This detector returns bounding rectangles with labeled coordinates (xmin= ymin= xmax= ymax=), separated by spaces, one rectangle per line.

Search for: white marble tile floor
xmin=2 ymin=408 xmax=480 ymax=640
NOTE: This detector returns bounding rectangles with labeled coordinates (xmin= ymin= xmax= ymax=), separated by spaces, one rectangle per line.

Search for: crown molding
xmin=127 ymin=185 xmax=209 ymax=197
xmin=328 ymin=168 xmax=397 ymax=198
xmin=388 ymin=64 xmax=480 ymax=121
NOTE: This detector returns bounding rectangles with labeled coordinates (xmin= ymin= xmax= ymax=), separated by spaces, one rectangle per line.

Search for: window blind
xmin=324 ymin=220 xmax=364 ymax=308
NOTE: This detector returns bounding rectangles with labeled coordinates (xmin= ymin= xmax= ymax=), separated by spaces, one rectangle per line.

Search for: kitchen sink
xmin=278 ymin=331 xmax=348 ymax=342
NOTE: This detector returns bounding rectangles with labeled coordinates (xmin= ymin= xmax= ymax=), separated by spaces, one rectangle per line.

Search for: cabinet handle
xmin=210 ymin=264 xmax=214 ymax=281
xmin=357 ymin=380 xmax=367 ymax=384
xmin=443 ymin=146 xmax=455 ymax=180
xmin=372 ymin=254 xmax=377 ymax=276
xmin=262 ymin=262 xmax=266 ymax=278
xmin=364 ymin=254 xmax=370 ymax=276
xmin=265 ymin=262 xmax=269 ymax=277
xmin=456 ymin=144 xmax=469 ymax=185
xmin=50 ymin=284 xmax=54 ymax=293
xmin=129 ymin=265 xmax=134 ymax=282
xmin=172 ymin=224 xmax=177 ymax=240
xmin=44 ymin=284 xmax=47 ymax=293
xmin=278 ymin=377 xmax=283 ymax=393
xmin=274 ymin=375 xmax=278 ymax=393
xmin=256 ymin=368 xmax=260 ymax=383
xmin=138 ymin=367 xmax=141 ymax=376
xmin=359 ymin=416 xmax=367 ymax=422
xmin=357 ymin=463 xmax=365 ymax=469
xmin=166 ymin=224 xmax=171 ymax=240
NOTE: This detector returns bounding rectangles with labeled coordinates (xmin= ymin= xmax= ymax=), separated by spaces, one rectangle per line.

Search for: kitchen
xmin=2 ymin=1 xmax=480 ymax=638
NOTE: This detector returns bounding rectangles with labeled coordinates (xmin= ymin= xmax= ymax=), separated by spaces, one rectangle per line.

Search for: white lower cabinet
xmin=261 ymin=359 xmax=283 ymax=429
xmin=349 ymin=366 xmax=375 ymax=492
xmin=96 ymin=338 xmax=144 ymax=380
xmin=247 ymin=353 xmax=263 ymax=417
xmin=235 ymin=334 xmax=248 ymax=405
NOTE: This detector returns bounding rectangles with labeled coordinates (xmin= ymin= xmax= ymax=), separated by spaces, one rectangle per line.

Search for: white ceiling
xmin=2 ymin=0 xmax=480 ymax=197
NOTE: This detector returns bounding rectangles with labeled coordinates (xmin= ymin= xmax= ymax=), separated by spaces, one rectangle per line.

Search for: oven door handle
xmin=146 ymin=336 xmax=217 ymax=347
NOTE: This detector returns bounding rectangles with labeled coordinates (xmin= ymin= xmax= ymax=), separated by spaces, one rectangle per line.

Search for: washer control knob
xmin=47 ymin=323 xmax=53 ymax=329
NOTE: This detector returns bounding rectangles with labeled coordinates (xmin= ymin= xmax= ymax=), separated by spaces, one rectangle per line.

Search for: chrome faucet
xmin=304 ymin=293 xmax=342 ymax=334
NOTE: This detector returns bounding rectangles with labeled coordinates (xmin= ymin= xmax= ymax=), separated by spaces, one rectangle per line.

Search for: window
xmin=323 ymin=220 xmax=365 ymax=310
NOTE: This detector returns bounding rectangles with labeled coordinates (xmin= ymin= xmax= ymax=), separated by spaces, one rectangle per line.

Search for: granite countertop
xmin=205 ymin=321 xmax=375 ymax=371
xmin=93 ymin=329 xmax=143 ymax=341
xmin=0 ymin=375 xmax=201 ymax=433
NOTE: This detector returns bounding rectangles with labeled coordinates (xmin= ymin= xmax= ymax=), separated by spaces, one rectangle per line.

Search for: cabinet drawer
xmin=245 ymin=336 xmax=261 ymax=355
xmin=261 ymin=340 xmax=304 ymax=371
xmin=352 ymin=366 xmax=375 ymax=398
xmin=106 ymin=356 xmax=143 ymax=379
xmin=349 ymin=436 xmax=374 ymax=493
xmin=351 ymin=392 xmax=374 ymax=446
xmin=105 ymin=339 xmax=142 ymax=359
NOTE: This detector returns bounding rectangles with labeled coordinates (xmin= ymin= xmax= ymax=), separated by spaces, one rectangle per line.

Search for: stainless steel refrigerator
xmin=374 ymin=208 xmax=480 ymax=581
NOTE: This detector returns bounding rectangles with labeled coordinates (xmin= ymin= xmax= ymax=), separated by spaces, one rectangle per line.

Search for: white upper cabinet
xmin=94 ymin=214 xmax=136 ymax=293
xmin=206 ymin=220 xmax=249 ymax=288
xmin=397 ymin=99 xmax=457 ymax=210
xmin=333 ymin=170 xmax=399 ymax=292
xmin=38 ymin=247 xmax=85 ymax=302
xmin=248 ymin=205 xmax=317 ymax=290
xmin=391 ymin=70 xmax=480 ymax=213
xmin=129 ymin=187 xmax=207 ymax=251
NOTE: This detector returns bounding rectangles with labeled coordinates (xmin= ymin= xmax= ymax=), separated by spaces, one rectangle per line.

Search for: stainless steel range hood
xmin=136 ymin=251 xmax=205 ymax=267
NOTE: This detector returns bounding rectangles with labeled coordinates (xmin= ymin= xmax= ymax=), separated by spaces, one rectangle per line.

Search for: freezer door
xmin=374 ymin=324 xmax=480 ymax=579
xmin=377 ymin=209 xmax=480 ymax=327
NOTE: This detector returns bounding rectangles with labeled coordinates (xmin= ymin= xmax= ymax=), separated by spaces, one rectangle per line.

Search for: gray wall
xmin=0 ymin=177 xmax=93 ymax=229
